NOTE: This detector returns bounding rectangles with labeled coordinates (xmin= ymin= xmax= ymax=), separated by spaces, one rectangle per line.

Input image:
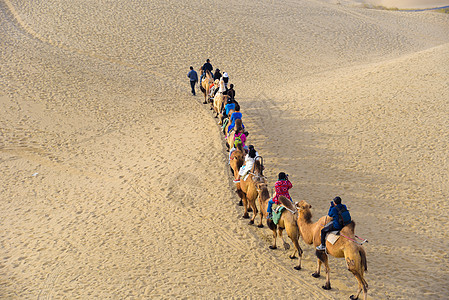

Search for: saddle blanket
xmin=222 ymin=118 xmax=229 ymax=133
xmin=326 ymin=231 xmax=340 ymax=245
xmin=272 ymin=205 xmax=285 ymax=225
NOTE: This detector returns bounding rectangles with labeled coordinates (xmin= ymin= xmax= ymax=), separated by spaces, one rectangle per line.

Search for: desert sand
xmin=1 ymin=0 xmax=448 ymax=299
xmin=332 ymin=0 xmax=449 ymax=9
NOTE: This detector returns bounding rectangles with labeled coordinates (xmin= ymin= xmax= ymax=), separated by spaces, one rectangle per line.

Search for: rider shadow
xmin=239 ymin=91 xmax=389 ymax=206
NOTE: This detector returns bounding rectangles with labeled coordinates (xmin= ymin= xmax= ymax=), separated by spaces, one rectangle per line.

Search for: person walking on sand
xmin=187 ymin=66 xmax=198 ymax=96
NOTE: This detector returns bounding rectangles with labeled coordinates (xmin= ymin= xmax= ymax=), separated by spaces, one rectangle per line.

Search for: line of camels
xmin=199 ymin=68 xmax=368 ymax=300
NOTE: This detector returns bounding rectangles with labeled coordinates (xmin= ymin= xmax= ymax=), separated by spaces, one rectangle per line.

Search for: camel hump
xmin=278 ymin=196 xmax=296 ymax=212
xmin=341 ymin=221 xmax=356 ymax=236
xmin=346 ymin=220 xmax=356 ymax=231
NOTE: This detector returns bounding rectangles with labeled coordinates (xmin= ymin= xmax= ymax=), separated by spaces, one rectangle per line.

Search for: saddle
xmin=325 ymin=231 xmax=341 ymax=245
xmin=272 ymin=204 xmax=285 ymax=225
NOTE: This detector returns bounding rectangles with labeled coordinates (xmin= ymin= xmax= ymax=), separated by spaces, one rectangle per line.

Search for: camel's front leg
xmin=242 ymin=194 xmax=249 ymax=219
xmin=257 ymin=206 xmax=264 ymax=228
xmin=248 ymin=198 xmax=258 ymax=225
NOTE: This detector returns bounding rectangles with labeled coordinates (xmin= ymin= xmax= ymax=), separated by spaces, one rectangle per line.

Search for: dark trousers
xmin=190 ymin=80 xmax=196 ymax=95
xmin=320 ymin=222 xmax=337 ymax=246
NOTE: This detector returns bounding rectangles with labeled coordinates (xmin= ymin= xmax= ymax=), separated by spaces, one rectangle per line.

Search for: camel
xmin=229 ymin=143 xmax=245 ymax=182
xmin=213 ymin=78 xmax=226 ymax=120
xmin=200 ymin=69 xmax=214 ymax=104
xmin=295 ymin=200 xmax=368 ymax=300
xmin=226 ymin=119 xmax=243 ymax=151
xmin=256 ymin=183 xmax=303 ymax=270
xmin=234 ymin=158 xmax=264 ymax=223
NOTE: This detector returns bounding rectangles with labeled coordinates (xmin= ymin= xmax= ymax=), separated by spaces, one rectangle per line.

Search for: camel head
xmin=296 ymin=200 xmax=312 ymax=210
xmin=256 ymin=182 xmax=270 ymax=201
xmin=296 ymin=200 xmax=313 ymax=222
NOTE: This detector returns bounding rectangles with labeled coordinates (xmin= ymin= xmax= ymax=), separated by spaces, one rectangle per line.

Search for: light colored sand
xmin=326 ymin=0 xmax=449 ymax=9
xmin=366 ymin=0 xmax=449 ymax=9
xmin=1 ymin=0 xmax=448 ymax=298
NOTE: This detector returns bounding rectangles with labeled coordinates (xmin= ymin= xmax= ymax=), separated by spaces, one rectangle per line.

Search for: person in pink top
xmin=267 ymin=172 xmax=292 ymax=219
xmin=228 ymin=120 xmax=247 ymax=163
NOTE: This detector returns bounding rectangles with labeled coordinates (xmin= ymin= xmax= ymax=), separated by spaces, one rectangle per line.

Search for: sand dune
xmin=1 ymin=0 xmax=448 ymax=298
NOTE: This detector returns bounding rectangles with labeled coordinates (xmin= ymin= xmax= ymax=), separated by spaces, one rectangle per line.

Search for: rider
xmin=316 ymin=196 xmax=352 ymax=251
xmin=227 ymin=84 xmax=235 ymax=100
xmin=267 ymin=172 xmax=292 ymax=219
xmin=222 ymin=72 xmax=229 ymax=90
xmin=199 ymin=59 xmax=213 ymax=83
xmin=213 ymin=68 xmax=222 ymax=80
xmin=228 ymin=120 xmax=247 ymax=162
xmin=233 ymin=146 xmax=258 ymax=183
xmin=222 ymin=98 xmax=235 ymax=123
xmin=227 ymin=107 xmax=243 ymax=134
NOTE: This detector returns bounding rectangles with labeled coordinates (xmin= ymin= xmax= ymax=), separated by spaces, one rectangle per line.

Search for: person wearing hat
xmin=267 ymin=172 xmax=293 ymax=219
xmin=316 ymin=196 xmax=352 ymax=251
xmin=213 ymin=68 xmax=222 ymax=81
xmin=222 ymin=72 xmax=229 ymax=89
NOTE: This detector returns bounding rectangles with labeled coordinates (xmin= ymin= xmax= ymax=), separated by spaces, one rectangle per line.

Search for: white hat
xmin=223 ymin=72 xmax=228 ymax=77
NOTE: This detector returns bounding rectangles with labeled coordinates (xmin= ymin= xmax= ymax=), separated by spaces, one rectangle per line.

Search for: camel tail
xmin=278 ymin=196 xmax=296 ymax=212
xmin=360 ymin=247 xmax=367 ymax=272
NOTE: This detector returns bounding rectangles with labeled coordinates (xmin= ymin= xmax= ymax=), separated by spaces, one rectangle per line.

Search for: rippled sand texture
xmin=1 ymin=0 xmax=448 ymax=299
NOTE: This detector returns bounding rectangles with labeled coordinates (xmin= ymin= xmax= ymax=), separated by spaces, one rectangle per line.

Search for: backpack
xmin=234 ymin=133 xmax=243 ymax=147
xmin=336 ymin=205 xmax=352 ymax=227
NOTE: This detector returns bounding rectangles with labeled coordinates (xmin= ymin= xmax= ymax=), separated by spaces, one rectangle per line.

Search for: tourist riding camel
xmin=295 ymin=199 xmax=368 ymax=300
xmin=200 ymin=69 xmax=214 ymax=104
xmin=228 ymin=119 xmax=247 ymax=155
xmin=257 ymin=183 xmax=303 ymax=270
xmin=316 ymin=196 xmax=351 ymax=251
xmin=267 ymin=172 xmax=293 ymax=219
xmin=200 ymin=59 xmax=213 ymax=83
xmin=213 ymin=68 xmax=222 ymax=80
xmin=233 ymin=146 xmax=257 ymax=183
xmin=234 ymin=154 xmax=263 ymax=222
xmin=227 ymin=107 xmax=243 ymax=134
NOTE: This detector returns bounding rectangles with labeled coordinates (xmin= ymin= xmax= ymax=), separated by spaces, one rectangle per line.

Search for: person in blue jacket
xmin=187 ymin=66 xmax=198 ymax=95
xmin=316 ymin=196 xmax=351 ymax=251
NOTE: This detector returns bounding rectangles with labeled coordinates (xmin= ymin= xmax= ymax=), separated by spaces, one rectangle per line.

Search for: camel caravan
xmin=196 ymin=59 xmax=369 ymax=300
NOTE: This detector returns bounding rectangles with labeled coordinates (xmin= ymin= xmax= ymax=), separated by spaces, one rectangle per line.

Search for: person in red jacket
xmin=267 ymin=172 xmax=292 ymax=219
